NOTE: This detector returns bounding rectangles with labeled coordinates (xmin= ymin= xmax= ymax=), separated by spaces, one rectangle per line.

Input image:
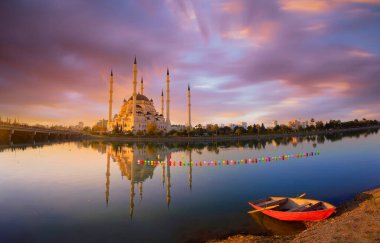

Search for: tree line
xmin=94 ymin=118 xmax=379 ymax=137
xmin=165 ymin=118 xmax=378 ymax=137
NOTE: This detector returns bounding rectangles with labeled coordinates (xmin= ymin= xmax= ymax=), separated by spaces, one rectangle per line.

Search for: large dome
xmin=128 ymin=94 xmax=150 ymax=102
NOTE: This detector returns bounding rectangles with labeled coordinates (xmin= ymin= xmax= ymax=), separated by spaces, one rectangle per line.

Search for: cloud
xmin=0 ymin=0 xmax=379 ymax=126
xmin=280 ymin=0 xmax=380 ymax=13
xmin=280 ymin=0 xmax=331 ymax=12
xmin=349 ymin=49 xmax=375 ymax=57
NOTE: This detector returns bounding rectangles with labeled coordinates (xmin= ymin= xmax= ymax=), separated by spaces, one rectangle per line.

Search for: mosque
xmin=107 ymin=57 xmax=192 ymax=133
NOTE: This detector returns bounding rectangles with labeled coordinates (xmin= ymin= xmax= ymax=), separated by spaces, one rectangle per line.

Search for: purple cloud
xmin=0 ymin=0 xmax=379 ymax=126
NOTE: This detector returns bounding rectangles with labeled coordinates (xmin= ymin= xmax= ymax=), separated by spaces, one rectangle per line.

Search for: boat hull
xmin=248 ymin=198 xmax=335 ymax=221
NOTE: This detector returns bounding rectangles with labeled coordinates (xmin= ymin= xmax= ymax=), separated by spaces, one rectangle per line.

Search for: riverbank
xmin=84 ymin=125 xmax=380 ymax=143
xmin=208 ymin=188 xmax=380 ymax=243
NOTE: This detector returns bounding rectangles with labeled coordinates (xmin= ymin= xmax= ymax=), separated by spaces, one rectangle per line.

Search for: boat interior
xmin=251 ymin=196 xmax=333 ymax=212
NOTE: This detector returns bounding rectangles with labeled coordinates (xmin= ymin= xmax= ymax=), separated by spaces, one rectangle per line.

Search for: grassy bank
xmin=208 ymin=188 xmax=380 ymax=243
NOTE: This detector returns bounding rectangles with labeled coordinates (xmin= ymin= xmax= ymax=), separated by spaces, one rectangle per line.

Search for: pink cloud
xmin=0 ymin=0 xmax=379 ymax=127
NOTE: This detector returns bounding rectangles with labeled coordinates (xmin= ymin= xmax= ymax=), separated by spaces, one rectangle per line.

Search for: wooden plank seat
xmin=287 ymin=202 xmax=313 ymax=212
xmin=250 ymin=197 xmax=270 ymax=205
xmin=302 ymin=201 xmax=324 ymax=212
xmin=256 ymin=198 xmax=288 ymax=207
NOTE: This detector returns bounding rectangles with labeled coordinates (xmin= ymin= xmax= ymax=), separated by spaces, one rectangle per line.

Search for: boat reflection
xmin=249 ymin=212 xmax=306 ymax=235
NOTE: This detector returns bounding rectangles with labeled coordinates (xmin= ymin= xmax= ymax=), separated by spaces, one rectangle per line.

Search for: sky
xmin=0 ymin=0 xmax=380 ymax=127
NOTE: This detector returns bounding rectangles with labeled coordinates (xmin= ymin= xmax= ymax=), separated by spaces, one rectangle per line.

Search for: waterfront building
xmin=107 ymin=57 xmax=191 ymax=134
xmin=69 ymin=121 xmax=84 ymax=131
xmin=240 ymin=122 xmax=248 ymax=130
xmin=171 ymin=124 xmax=186 ymax=131
xmin=228 ymin=123 xmax=237 ymax=129
xmin=96 ymin=119 xmax=108 ymax=129
xmin=288 ymin=119 xmax=301 ymax=130
xmin=108 ymin=58 xmax=168 ymax=133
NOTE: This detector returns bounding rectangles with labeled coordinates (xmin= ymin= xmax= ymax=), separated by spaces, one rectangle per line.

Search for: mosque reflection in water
xmin=81 ymin=129 xmax=379 ymax=219
xmin=103 ymin=144 xmax=193 ymax=219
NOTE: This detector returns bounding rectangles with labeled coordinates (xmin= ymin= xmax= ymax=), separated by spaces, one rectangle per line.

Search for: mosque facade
xmin=107 ymin=57 xmax=191 ymax=133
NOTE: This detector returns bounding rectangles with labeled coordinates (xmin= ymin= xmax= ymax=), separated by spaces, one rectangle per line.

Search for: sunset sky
xmin=1 ymin=0 xmax=380 ymax=127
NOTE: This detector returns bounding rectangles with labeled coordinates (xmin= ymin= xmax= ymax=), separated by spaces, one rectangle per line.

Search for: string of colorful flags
xmin=136 ymin=150 xmax=320 ymax=167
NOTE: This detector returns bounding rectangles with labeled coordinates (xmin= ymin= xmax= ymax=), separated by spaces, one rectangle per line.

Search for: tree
xmin=83 ymin=126 xmax=91 ymax=133
xmin=316 ymin=121 xmax=324 ymax=130
xmin=235 ymin=127 xmax=243 ymax=136
xmin=260 ymin=123 xmax=266 ymax=134
xmin=218 ymin=126 xmax=231 ymax=135
xmin=211 ymin=124 xmax=219 ymax=135
xmin=146 ymin=122 xmax=158 ymax=135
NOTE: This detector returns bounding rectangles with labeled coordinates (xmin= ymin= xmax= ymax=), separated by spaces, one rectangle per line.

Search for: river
xmin=0 ymin=129 xmax=379 ymax=242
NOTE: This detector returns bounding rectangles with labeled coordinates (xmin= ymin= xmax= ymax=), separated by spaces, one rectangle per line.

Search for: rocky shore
xmin=208 ymin=188 xmax=380 ymax=243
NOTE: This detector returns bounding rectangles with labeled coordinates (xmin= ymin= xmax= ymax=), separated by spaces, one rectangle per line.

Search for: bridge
xmin=0 ymin=124 xmax=82 ymax=143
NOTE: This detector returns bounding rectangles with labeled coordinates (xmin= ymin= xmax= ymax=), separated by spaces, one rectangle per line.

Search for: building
xmin=288 ymin=119 xmax=301 ymax=130
xmin=70 ymin=121 xmax=84 ymax=131
xmin=272 ymin=120 xmax=278 ymax=127
xmin=78 ymin=122 xmax=84 ymax=130
xmin=171 ymin=124 xmax=186 ymax=131
xmin=107 ymin=57 xmax=192 ymax=133
xmin=228 ymin=123 xmax=237 ymax=129
xmin=96 ymin=119 xmax=108 ymax=129
xmin=240 ymin=122 xmax=247 ymax=130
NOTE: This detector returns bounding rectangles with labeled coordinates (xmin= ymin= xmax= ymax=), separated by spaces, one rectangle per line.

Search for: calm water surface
xmin=1 ymin=130 xmax=379 ymax=242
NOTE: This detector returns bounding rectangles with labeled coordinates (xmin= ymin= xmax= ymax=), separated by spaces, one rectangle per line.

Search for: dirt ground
xmin=208 ymin=188 xmax=380 ymax=243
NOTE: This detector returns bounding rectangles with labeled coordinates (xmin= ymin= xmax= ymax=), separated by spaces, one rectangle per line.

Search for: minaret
xmin=162 ymin=160 xmax=165 ymax=188
xmin=187 ymin=84 xmax=191 ymax=128
xmin=130 ymin=158 xmax=135 ymax=220
xmin=139 ymin=182 xmax=143 ymax=201
xmin=132 ymin=57 xmax=137 ymax=132
xmin=166 ymin=68 xmax=171 ymax=126
xmin=188 ymin=149 xmax=192 ymax=191
xmin=161 ymin=90 xmax=164 ymax=116
xmin=105 ymin=151 xmax=111 ymax=206
xmin=166 ymin=153 xmax=171 ymax=208
xmin=107 ymin=70 xmax=113 ymax=131
xmin=140 ymin=76 xmax=144 ymax=95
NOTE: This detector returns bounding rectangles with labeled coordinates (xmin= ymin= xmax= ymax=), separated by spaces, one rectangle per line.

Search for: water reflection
xmin=101 ymin=144 xmax=200 ymax=219
xmin=104 ymin=144 xmax=175 ymax=218
xmin=1 ymin=128 xmax=377 ymax=153
xmin=2 ymin=129 xmax=375 ymax=220
xmin=0 ymin=128 xmax=379 ymax=242
xmin=249 ymin=213 xmax=306 ymax=235
xmin=73 ymin=128 xmax=377 ymax=219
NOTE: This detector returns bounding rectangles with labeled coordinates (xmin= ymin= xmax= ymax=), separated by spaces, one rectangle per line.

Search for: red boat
xmin=248 ymin=196 xmax=336 ymax=221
